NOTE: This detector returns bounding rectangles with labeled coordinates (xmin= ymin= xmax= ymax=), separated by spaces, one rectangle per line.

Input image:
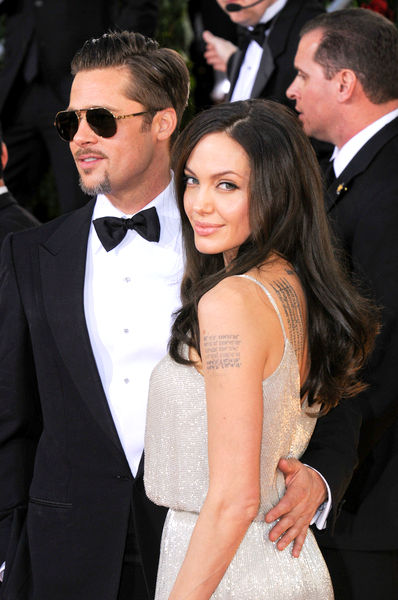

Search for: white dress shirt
xmin=231 ymin=0 xmax=288 ymax=102
xmin=331 ymin=108 xmax=398 ymax=177
xmin=84 ymin=178 xmax=183 ymax=476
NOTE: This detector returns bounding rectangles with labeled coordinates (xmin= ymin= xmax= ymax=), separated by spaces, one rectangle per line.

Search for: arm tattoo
xmin=270 ymin=276 xmax=304 ymax=359
xmin=203 ymin=334 xmax=241 ymax=371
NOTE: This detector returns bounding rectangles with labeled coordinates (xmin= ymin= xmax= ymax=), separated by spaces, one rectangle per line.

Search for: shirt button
xmin=124 ymin=276 xmax=131 ymax=283
xmin=124 ymin=378 xmax=130 ymax=384
xmin=123 ymin=328 xmax=129 ymax=334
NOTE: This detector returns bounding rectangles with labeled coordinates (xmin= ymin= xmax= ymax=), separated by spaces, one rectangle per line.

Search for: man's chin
xmin=297 ymin=116 xmax=311 ymax=137
xmin=79 ymin=175 xmax=112 ymax=196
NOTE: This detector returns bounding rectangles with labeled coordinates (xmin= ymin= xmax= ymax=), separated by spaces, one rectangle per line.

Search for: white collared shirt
xmin=331 ymin=108 xmax=398 ymax=177
xmin=83 ymin=179 xmax=183 ymax=476
xmin=230 ymin=0 xmax=287 ymax=102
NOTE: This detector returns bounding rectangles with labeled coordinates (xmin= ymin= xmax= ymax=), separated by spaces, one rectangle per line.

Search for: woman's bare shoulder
xmin=198 ymin=273 xmax=268 ymax=318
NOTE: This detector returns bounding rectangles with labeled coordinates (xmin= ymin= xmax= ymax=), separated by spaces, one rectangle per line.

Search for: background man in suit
xmin=0 ymin=0 xmax=159 ymax=219
xmin=202 ymin=0 xmax=324 ymax=106
xmin=265 ymin=9 xmax=398 ymax=599
xmin=0 ymin=31 xmax=189 ymax=600
xmin=0 ymin=121 xmax=40 ymax=243
xmin=188 ymin=0 xmax=238 ymax=108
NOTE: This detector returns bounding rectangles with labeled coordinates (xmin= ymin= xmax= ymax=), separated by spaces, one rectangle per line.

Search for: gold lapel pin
xmin=336 ymin=183 xmax=348 ymax=196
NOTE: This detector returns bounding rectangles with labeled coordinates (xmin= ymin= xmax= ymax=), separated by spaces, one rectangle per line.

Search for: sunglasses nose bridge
xmin=75 ymin=110 xmax=91 ymax=132
xmin=71 ymin=109 xmax=98 ymax=142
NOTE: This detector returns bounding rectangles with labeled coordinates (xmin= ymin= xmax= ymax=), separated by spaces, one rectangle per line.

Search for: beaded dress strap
xmin=236 ymin=274 xmax=287 ymax=341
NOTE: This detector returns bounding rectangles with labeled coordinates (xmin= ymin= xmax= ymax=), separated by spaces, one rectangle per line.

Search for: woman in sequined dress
xmin=144 ymin=100 xmax=377 ymax=600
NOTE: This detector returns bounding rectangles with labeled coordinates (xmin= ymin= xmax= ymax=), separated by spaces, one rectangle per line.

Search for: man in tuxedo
xmin=265 ymin=9 xmax=398 ymax=599
xmin=0 ymin=30 xmax=189 ymax=600
xmin=0 ymin=122 xmax=40 ymax=243
xmin=0 ymin=0 xmax=159 ymax=218
xmin=203 ymin=0 xmax=324 ymax=106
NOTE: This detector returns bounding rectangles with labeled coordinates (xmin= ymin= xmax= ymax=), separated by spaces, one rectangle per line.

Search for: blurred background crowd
xmin=0 ymin=0 xmax=396 ymax=223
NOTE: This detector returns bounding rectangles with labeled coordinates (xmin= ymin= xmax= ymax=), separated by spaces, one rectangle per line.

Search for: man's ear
xmin=1 ymin=142 xmax=8 ymax=171
xmin=154 ymin=108 xmax=178 ymax=141
xmin=336 ymin=69 xmax=357 ymax=102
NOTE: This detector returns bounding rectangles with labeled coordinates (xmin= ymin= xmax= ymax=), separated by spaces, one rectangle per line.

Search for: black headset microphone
xmin=225 ymin=0 xmax=266 ymax=12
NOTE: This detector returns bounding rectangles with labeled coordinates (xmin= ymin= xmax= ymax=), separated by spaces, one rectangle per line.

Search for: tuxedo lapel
xmin=230 ymin=0 xmax=300 ymax=100
xmin=326 ymin=117 xmax=398 ymax=213
xmin=227 ymin=48 xmax=244 ymax=100
xmin=326 ymin=176 xmax=347 ymax=213
xmin=227 ymin=38 xmax=275 ymax=101
xmin=267 ymin=0 xmax=301 ymax=60
xmin=250 ymin=41 xmax=274 ymax=99
xmin=39 ymin=200 xmax=125 ymax=455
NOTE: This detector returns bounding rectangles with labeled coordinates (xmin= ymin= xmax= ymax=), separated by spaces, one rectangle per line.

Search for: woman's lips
xmin=193 ymin=221 xmax=224 ymax=236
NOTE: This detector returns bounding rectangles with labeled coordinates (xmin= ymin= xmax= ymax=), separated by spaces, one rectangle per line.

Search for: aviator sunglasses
xmin=54 ymin=107 xmax=159 ymax=142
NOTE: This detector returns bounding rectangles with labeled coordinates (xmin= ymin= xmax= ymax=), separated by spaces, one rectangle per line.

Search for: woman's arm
xmin=168 ymin=277 xmax=276 ymax=600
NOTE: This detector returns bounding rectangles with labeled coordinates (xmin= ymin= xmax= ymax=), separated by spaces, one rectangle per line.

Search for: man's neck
xmin=334 ymin=99 xmax=398 ymax=149
xmin=258 ymin=0 xmax=287 ymax=25
xmin=105 ymin=163 xmax=171 ymax=215
xmin=331 ymin=105 xmax=398 ymax=178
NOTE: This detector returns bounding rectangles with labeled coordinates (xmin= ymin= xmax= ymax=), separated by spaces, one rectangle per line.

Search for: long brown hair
xmin=169 ymin=100 xmax=378 ymax=413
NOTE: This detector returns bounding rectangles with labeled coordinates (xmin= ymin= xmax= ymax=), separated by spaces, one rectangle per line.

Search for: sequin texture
xmin=145 ymin=277 xmax=334 ymax=599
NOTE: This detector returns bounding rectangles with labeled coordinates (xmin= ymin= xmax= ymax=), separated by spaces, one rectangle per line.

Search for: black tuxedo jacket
xmin=0 ymin=191 xmax=40 ymax=244
xmin=0 ymin=0 xmax=159 ymax=111
xmin=0 ymin=201 xmax=167 ymax=600
xmin=303 ymin=117 xmax=398 ymax=551
xmin=226 ymin=0 xmax=324 ymax=106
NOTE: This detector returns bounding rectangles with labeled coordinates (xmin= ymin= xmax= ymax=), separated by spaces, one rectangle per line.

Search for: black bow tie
xmin=237 ymin=22 xmax=272 ymax=51
xmin=93 ymin=206 xmax=160 ymax=252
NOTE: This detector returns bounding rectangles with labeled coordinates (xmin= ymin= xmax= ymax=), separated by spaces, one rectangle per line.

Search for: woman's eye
xmin=183 ymin=175 xmax=198 ymax=186
xmin=219 ymin=181 xmax=237 ymax=191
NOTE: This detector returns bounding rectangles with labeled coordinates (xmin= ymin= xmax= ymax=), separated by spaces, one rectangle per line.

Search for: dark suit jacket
xmin=226 ymin=0 xmax=324 ymax=106
xmin=303 ymin=116 xmax=398 ymax=551
xmin=0 ymin=201 xmax=167 ymax=600
xmin=0 ymin=0 xmax=159 ymax=111
xmin=0 ymin=191 xmax=40 ymax=244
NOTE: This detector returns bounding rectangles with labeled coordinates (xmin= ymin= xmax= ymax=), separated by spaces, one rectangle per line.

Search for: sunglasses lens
xmin=55 ymin=108 xmax=118 ymax=141
xmin=55 ymin=111 xmax=79 ymax=142
xmin=86 ymin=108 xmax=117 ymax=138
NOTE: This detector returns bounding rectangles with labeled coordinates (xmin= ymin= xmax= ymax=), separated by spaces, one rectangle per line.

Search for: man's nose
xmin=286 ymin=77 xmax=298 ymax=100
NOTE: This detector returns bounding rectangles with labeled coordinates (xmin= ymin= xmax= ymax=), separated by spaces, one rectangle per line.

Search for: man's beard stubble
xmin=79 ymin=173 xmax=112 ymax=196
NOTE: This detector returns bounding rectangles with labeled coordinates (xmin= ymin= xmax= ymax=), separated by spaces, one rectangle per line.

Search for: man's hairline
xmin=71 ymin=65 xmax=177 ymax=116
xmin=299 ymin=26 xmax=342 ymax=82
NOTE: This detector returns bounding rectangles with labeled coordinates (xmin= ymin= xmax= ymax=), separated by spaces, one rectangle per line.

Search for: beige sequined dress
xmin=145 ymin=275 xmax=334 ymax=599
